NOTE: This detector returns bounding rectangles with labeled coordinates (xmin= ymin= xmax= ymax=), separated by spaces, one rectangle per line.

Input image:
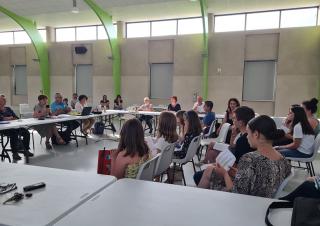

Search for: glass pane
xmin=127 ymin=22 xmax=150 ymax=38
xmin=0 ymin=32 xmax=14 ymax=45
xmin=151 ymin=20 xmax=177 ymax=36
xmin=246 ymin=11 xmax=280 ymax=30
xmin=56 ymin=27 xmax=76 ymax=42
xmin=38 ymin=29 xmax=47 ymax=42
xmin=14 ymin=31 xmax=31 ymax=44
xmin=214 ymin=14 xmax=245 ymax=32
xmin=281 ymin=8 xmax=318 ymax=28
xmin=97 ymin=25 xmax=117 ymax=40
xmin=76 ymin=26 xmax=97 ymax=41
xmin=178 ymin=18 xmax=203 ymax=35
xmin=14 ymin=65 xmax=27 ymax=96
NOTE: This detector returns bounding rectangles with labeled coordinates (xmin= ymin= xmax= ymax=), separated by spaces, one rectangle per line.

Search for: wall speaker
xmin=75 ymin=46 xmax=87 ymax=54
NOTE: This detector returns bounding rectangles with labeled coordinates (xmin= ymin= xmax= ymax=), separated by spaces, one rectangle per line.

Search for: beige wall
xmin=0 ymin=27 xmax=319 ymax=116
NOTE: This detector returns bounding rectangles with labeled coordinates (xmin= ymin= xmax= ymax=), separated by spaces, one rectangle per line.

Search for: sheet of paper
xmin=213 ymin=142 xmax=230 ymax=152
xmin=216 ymin=150 xmax=236 ymax=171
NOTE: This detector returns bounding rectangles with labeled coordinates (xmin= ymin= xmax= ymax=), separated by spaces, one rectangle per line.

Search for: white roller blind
xmin=76 ymin=64 xmax=93 ymax=98
xmin=243 ymin=61 xmax=276 ymax=101
xmin=150 ymin=64 xmax=173 ymax=99
xmin=14 ymin=65 xmax=27 ymax=95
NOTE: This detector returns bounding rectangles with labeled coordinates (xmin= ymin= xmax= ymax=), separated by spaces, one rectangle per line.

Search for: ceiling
xmin=0 ymin=0 xmax=319 ymax=30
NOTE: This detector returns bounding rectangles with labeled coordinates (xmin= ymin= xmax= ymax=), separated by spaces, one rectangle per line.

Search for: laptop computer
xmin=81 ymin=106 xmax=92 ymax=116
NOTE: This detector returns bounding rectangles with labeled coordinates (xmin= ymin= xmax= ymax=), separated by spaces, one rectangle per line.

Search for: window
xmin=56 ymin=27 xmax=76 ymax=42
xmin=281 ymin=8 xmax=318 ymax=28
xmin=38 ymin=29 xmax=47 ymax=42
xmin=151 ymin=20 xmax=177 ymax=36
xmin=14 ymin=65 xmax=27 ymax=95
xmin=215 ymin=14 xmax=245 ymax=32
xmin=178 ymin=18 xmax=203 ymax=35
xmin=0 ymin=32 xmax=14 ymax=45
xmin=246 ymin=11 xmax=280 ymax=30
xmin=150 ymin=63 xmax=173 ymax=99
xmin=76 ymin=26 xmax=97 ymax=41
xmin=126 ymin=22 xmax=150 ymax=38
xmin=97 ymin=25 xmax=108 ymax=39
xmin=243 ymin=61 xmax=276 ymax=101
xmin=14 ymin=31 xmax=31 ymax=44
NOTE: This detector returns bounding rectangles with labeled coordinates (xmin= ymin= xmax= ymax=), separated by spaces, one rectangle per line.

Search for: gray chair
xmin=172 ymin=135 xmax=201 ymax=185
xmin=154 ymin=143 xmax=175 ymax=181
xmin=136 ymin=154 xmax=160 ymax=181
xmin=273 ymin=168 xmax=295 ymax=199
xmin=285 ymin=134 xmax=320 ymax=176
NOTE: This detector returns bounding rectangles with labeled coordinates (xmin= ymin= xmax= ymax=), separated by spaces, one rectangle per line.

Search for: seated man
xmin=0 ymin=95 xmax=33 ymax=161
xmin=202 ymin=101 xmax=215 ymax=135
xmin=192 ymin=96 xmax=205 ymax=113
xmin=51 ymin=93 xmax=80 ymax=142
xmin=138 ymin=97 xmax=153 ymax=134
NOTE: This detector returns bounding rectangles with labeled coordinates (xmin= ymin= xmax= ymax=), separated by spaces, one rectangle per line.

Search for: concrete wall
xmin=0 ymin=27 xmax=319 ymax=116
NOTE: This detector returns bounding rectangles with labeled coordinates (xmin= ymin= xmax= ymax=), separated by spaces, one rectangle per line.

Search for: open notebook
xmin=216 ymin=150 xmax=236 ymax=171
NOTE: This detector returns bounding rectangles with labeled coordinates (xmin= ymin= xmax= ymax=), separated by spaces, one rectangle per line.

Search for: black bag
xmin=93 ymin=122 xmax=105 ymax=135
xmin=52 ymin=130 xmax=71 ymax=144
xmin=265 ymin=197 xmax=320 ymax=226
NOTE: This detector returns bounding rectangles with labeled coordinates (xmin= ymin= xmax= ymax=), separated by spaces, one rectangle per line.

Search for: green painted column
xmin=200 ymin=0 xmax=209 ymax=100
xmin=84 ymin=0 xmax=121 ymax=96
xmin=0 ymin=6 xmax=50 ymax=99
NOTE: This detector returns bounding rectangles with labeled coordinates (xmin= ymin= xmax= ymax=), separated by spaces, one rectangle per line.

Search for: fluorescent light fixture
xmin=71 ymin=0 xmax=79 ymax=14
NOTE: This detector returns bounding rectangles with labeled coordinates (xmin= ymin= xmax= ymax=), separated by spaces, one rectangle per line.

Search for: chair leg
xmin=306 ymin=162 xmax=311 ymax=176
xmin=310 ymin=162 xmax=315 ymax=177
xmin=181 ymin=165 xmax=186 ymax=186
xmin=32 ymin=131 xmax=35 ymax=150
xmin=191 ymin=158 xmax=196 ymax=173
xmin=197 ymin=146 xmax=203 ymax=161
xmin=172 ymin=163 xmax=176 ymax=184
xmin=298 ymin=162 xmax=301 ymax=167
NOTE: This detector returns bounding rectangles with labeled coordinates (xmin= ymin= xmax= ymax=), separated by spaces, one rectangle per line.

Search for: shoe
xmin=24 ymin=150 xmax=34 ymax=157
xmin=45 ymin=142 xmax=53 ymax=150
xmin=12 ymin=153 xmax=22 ymax=161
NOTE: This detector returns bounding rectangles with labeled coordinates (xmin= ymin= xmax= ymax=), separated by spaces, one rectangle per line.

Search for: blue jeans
xmin=279 ymin=149 xmax=312 ymax=158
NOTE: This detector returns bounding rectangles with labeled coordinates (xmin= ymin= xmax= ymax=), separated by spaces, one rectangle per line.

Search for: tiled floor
xmin=4 ymin=120 xmax=320 ymax=196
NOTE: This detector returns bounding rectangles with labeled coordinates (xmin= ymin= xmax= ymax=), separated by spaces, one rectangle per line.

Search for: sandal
xmin=57 ymin=137 xmax=66 ymax=145
xmin=45 ymin=142 xmax=52 ymax=150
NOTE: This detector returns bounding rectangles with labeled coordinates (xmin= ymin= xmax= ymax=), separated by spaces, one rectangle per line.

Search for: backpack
xmin=93 ymin=122 xmax=105 ymax=135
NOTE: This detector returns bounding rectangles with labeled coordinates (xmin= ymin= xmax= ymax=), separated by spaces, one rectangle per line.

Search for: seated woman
xmin=198 ymin=115 xmax=291 ymax=198
xmin=100 ymin=95 xmax=110 ymax=110
xmin=110 ymin=119 xmax=150 ymax=179
xmin=176 ymin=110 xmax=186 ymax=139
xmin=173 ymin=110 xmax=202 ymax=159
xmin=280 ymin=176 xmax=320 ymax=201
xmin=33 ymin=95 xmax=65 ymax=149
xmin=216 ymin=98 xmax=240 ymax=143
xmin=114 ymin=95 xmax=123 ymax=110
xmin=138 ymin=97 xmax=154 ymax=134
xmin=194 ymin=106 xmax=256 ymax=185
xmin=145 ymin=111 xmax=179 ymax=156
xmin=277 ymin=106 xmax=315 ymax=158
xmin=75 ymin=95 xmax=95 ymax=135
xmin=167 ymin=96 xmax=181 ymax=112
xmin=302 ymin=98 xmax=320 ymax=135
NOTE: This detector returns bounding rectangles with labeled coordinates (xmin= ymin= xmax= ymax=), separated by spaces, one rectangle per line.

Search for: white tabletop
xmin=0 ymin=163 xmax=116 ymax=226
xmin=54 ymin=179 xmax=291 ymax=226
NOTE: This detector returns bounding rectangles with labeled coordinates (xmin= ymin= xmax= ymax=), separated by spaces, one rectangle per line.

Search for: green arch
xmin=0 ymin=6 xmax=50 ymax=99
xmin=84 ymin=0 xmax=121 ymax=96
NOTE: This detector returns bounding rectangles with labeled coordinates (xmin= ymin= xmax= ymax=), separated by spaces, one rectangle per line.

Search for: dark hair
xmin=114 ymin=95 xmax=123 ymax=103
xmin=157 ymin=112 xmax=179 ymax=143
xmin=73 ymin=93 xmax=78 ymax=96
xmin=78 ymin=95 xmax=88 ymax=102
xmin=234 ymin=106 xmax=255 ymax=126
xmin=204 ymin=101 xmax=213 ymax=111
xmin=102 ymin=95 xmax=108 ymax=101
xmin=63 ymin=98 xmax=68 ymax=102
xmin=302 ymin=98 xmax=318 ymax=114
xmin=118 ymin=119 xmax=149 ymax=157
xmin=291 ymin=106 xmax=315 ymax=135
xmin=38 ymin=95 xmax=48 ymax=101
xmin=227 ymin=98 xmax=240 ymax=112
xmin=176 ymin=110 xmax=186 ymax=126
xmin=184 ymin=110 xmax=202 ymax=135
xmin=171 ymin=96 xmax=177 ymax=102
xmin=248 ymin=115 xmax=285 ymax=140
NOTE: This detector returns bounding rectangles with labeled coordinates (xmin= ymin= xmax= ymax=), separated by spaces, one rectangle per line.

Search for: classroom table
xmin=53 ymin=179 xmax=292 ymax=226
xmin=0 ymin=163 xmax=116 ymax=226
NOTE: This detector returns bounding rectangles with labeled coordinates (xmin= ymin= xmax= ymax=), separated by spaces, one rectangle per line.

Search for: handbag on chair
xmin=97 ymin=148 xmax=112 ymax=175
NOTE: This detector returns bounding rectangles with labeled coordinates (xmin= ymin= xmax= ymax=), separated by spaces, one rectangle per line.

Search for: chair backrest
xmin=273 ymin=168 xmax=295 ymax=198
xmin=154 ymin=143 xmax=175 ymax=177
xmin=311 ymin=133 xmax=320 ymax=160
xmin=271 ymin=117 xmax=286 ymax=129
xmin=216 ymin=123 xmax=231 ymax=143
xmin=136 ymin=154 xmax=160 ymax=181
xmin=206 ymin=119 xmax=217 ymax=137
xmin=183 ymin=135 xmax=201 ymax=161
xmin=19 ymin=104 xmax=33 ymax=118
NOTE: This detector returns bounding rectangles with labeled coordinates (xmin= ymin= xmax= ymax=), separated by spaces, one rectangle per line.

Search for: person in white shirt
xmin=277 ymin=106 xmax=315 ymax=158
xmin=138 ymin=97 xmax=153 ymax=134
xmin=192 ymin=96 xmax=205 ymax=113
xmin=145 ymin=111 xmax=178 ymax=156
xmin=75 ymin=95 xmax=95 ymax=135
